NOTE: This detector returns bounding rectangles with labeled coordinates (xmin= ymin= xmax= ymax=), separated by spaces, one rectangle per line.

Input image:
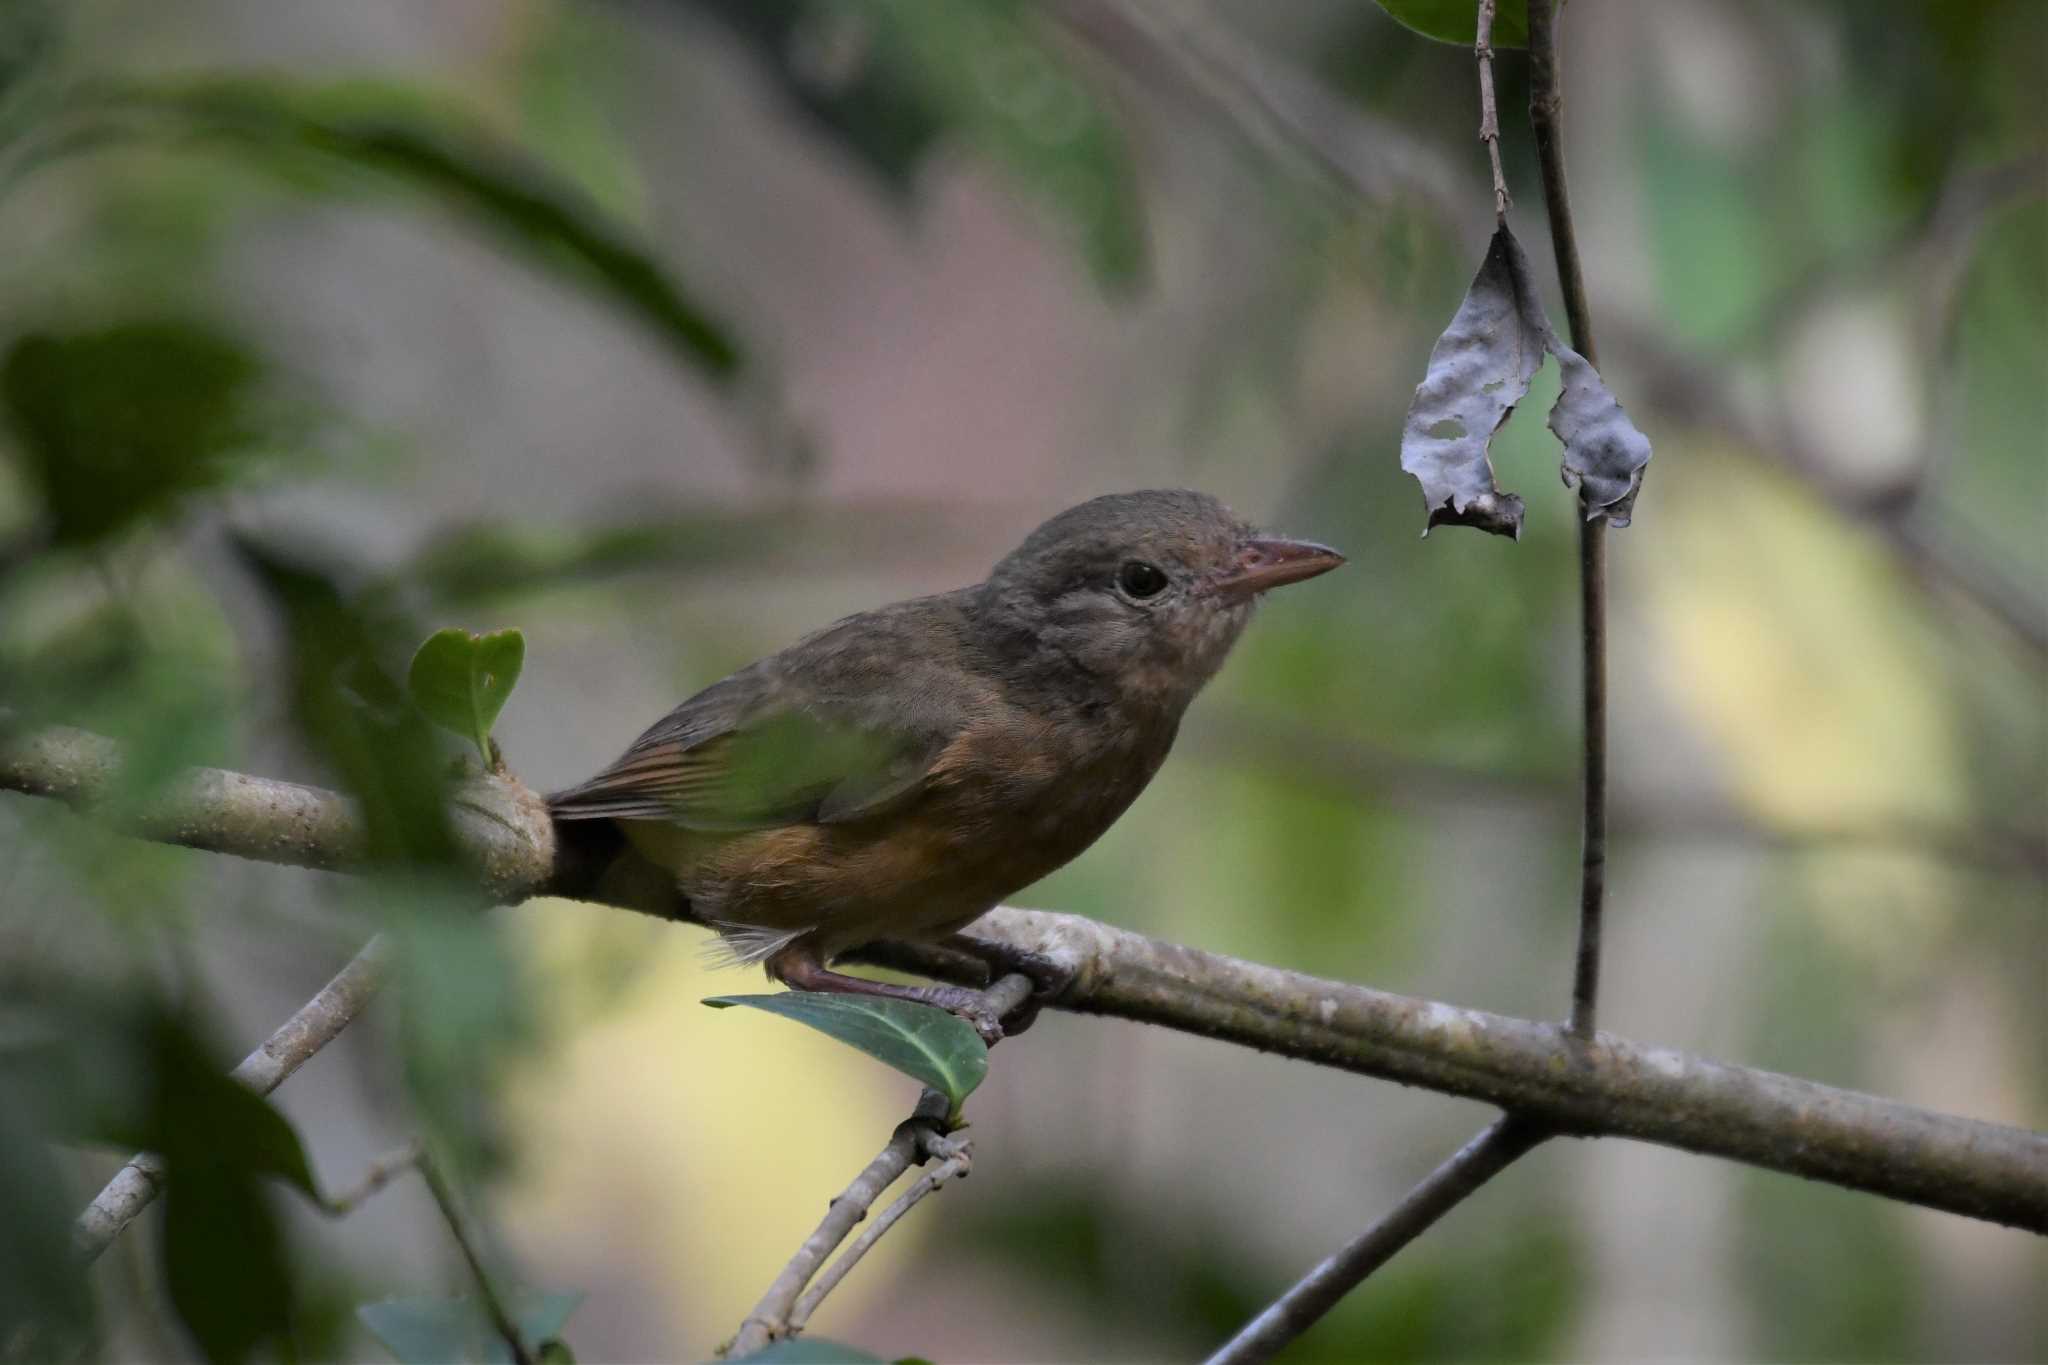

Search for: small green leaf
xmin=705 ymin=993 xmax=988 ymax=1114
xmin=408 ymin=627 xmax=524 ymax=763
xmin=357 ymin=1290 xmax=582 ymax=1365
xmin=1375 ymin=0 xmax=1530 ymax=48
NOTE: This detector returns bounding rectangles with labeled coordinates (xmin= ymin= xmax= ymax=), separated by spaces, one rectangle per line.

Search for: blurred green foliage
xmin=2 ymin=318 xmax=280 ymax=547
xmin=936 ymin=1172 xmax=1580 ymax=1361
xmin=682 ymin=0 xmax=1147 ymax=291
xmin=92 ymin=78 xmax=742 ymax=378
xmin=357 ymin=1289 xmax=582 ymax=1365
xmin=1375 ymin=0 xmax=1529 ymax=49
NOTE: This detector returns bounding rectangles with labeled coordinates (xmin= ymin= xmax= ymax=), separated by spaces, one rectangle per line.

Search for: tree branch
xmin=1204 ymin=1114 xmax=1545 ymax=1364
xmin=7 ymin=730 xmax=2045 ymax=1231
xmin=787 ymin=1132 xmax=972 ymax=1337
xmin=71 ymin=933 xmax=391 ymax=1261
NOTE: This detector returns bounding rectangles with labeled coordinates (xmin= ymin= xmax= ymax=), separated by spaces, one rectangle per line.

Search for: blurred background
xmin=0 ymin=0 xmax=2042 ymax=1360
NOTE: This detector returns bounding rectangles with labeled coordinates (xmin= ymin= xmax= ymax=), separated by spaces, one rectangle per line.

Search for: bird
xmin=547 ymin=489 xmax=1344 ymax=1038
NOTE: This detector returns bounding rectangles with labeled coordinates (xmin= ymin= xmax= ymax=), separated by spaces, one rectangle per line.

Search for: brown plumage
xmin=548 ymin=489 xmax=1343 ymax=1037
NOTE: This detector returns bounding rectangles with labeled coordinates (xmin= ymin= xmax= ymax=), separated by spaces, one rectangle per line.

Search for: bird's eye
xmin=1117 ymin=560 xmax=1169 ymax=599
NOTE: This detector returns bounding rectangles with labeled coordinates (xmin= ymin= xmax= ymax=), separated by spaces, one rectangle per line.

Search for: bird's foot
xmin=938 ymin=935 xmax=1075 ymax=1038
xmin=769 ymin=944 xmax=1007 ymax=1045
xmin=905 ymin=984 xmax=1006 ymax=1047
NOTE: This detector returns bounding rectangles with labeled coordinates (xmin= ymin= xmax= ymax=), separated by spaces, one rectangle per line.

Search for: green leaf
xmin=704 ymin=993 xmax=988 ymax=1114
xmin=408 ymin=627 xmax=524 ymax=764
xmin=164 ymin=1174 xmax=293 ymax=1365
xmin=1 ymin=318 xmax=277 ymax=546
xmin=148 ymin=1014 xmax=315 ymax=1365
xmin=78 ymin=1011 xmax=322 ymax=1200
xmin=1375 ymin=0 xmax=1530 ymax=48
xmin=232 ymin=536 xmax=461 ymax=868
xmin=357 ymin=1290 xmax=582 ymax=1365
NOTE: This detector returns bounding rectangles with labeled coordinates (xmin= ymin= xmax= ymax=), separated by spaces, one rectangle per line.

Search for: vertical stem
xmin=1476 ymin=0 xmax=1510 ymax=221
xmin=1526 ymin=0 xmax=1608 ymax=1039
xmin=418 ymin=1154 xmax=535 ymax=1365
xmin=1570 ymin=520 xmax=1607 ymax=1037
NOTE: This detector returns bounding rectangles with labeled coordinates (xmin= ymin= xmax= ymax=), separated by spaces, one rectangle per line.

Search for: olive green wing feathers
xmin=546 ymin=699 xmax=945 ymax=831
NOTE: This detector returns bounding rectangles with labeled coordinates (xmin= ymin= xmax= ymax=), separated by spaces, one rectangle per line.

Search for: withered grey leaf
xmin=1548 ymin=344 xmax=1653 ymax=526
xmin=1399 ymin=225 xmax=1549 ymax=538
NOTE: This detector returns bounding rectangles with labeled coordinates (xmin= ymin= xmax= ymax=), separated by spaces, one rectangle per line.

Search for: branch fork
xmin=726 ymin=972 xmax=1032 ymax=1357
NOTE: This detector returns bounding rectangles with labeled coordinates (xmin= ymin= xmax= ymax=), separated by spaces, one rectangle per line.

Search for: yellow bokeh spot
xmin=495 ymin=899 xmax=914 ymax=1350
xmin=1644 ymin=445 xmax=1969 ymax=966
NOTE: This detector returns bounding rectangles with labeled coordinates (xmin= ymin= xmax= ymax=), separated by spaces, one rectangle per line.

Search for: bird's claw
xmin=954 ymin=1001 xmax=1006 ymax=1048
xmin=908 ymin=983 xmax=1006 ymax=1046
xmin=940 ymin=937 xmax=1074 ymax=1038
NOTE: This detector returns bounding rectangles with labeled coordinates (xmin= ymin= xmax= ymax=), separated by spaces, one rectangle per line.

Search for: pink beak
xmin=1212 ymin=537 xmax=1347 ymax=603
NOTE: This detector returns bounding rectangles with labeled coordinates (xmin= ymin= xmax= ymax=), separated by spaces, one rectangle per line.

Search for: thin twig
xmin=1566 ymin=523 xmax=1608 ymax=1037
xmin=418 ymin=1151 xmax=535 ymax=1365
xmin=728 ymin=973 xmax=1036 ymax=1356
xmin=72 ymin=935 xmax=392 ymax=1261
xmin=788 ymin=1129 xmax=973 ymax=1335
xmin=1524 ymin=0 xmax=1608 ymax=1040
xmin=1203 ymin=1115 xmax=1546 ymax=1364
xmin=1475 ymin=0 xmax=1510 ymax=221
xmin=319 ymin=1139 xmax=426 ymax=1217
xmin=728 ymin=1097 xmax=941 ymax=1358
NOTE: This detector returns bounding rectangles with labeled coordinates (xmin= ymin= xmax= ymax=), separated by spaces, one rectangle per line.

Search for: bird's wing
xmin=546 ymin=694 xmax=946 ymax=830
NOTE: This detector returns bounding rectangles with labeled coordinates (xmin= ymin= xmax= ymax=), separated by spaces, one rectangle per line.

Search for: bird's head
xmin=976 ymin=489 xmax=1344 ymax=712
